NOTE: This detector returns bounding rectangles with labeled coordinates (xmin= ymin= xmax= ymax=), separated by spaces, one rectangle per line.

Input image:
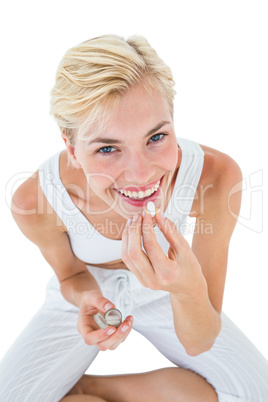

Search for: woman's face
xmin=72 ymin=84 xmax=179 ymax=219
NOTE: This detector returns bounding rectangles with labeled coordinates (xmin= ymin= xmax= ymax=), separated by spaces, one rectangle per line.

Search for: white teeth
xmin=117 ymin=180 xmax=160 ymax=199
xmin=144 ymin=189 xmax=152 ymax=197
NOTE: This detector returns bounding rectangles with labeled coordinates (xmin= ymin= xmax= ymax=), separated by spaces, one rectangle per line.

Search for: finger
xmin=121 ymin=217 xmax=147 ymax=286
xmin=141 ymin=210 xmax=168 ymax=267
xmin=80 ymin=291 xmax=115 ymax=315
xmin=98 ymin=316 xmax=133 ymax=351
xmin=127 ymin=214 xmax=154 ymax=282
xmin=108 ymin=322 xmax=133 ymax=350
xmin=154 ymin=210 xmax=189 ymax=252
xmin=78 ymin=311 xmax=116 ymax=343
xmin=82 ymin=323 xmax=117 ymax=347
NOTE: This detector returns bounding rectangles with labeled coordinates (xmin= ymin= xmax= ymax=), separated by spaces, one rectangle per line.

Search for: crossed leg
xmin=61 ymin=367 xmax=218 ymax=402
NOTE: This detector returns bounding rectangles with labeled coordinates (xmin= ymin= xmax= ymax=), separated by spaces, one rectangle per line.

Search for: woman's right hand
xmin=77 ymin=290 xmax=133 ymax=351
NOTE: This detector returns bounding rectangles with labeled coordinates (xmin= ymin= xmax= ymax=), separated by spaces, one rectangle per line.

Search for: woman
xmin=1 ymin=34 xmax=267 ymax=402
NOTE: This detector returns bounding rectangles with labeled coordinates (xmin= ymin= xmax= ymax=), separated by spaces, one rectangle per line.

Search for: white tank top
xmin=38 ymin=137 xmax=204 ymax=265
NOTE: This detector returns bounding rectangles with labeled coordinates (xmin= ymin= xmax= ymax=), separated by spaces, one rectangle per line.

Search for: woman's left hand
xmin=121 ymin=210 xmax=205 ymax=297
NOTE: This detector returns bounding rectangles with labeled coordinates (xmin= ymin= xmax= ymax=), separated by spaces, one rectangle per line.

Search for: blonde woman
xmin=1 ymin=35 xmax=268 ymax=402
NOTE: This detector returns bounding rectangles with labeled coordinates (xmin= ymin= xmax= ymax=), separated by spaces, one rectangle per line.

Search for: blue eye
xmin=148 ymin=133 xmax=165 ymax=143
xmin=96 ymin=133 xmax=167 ymax=155
xmin=97 ymin=146 xmax=116 ymax=154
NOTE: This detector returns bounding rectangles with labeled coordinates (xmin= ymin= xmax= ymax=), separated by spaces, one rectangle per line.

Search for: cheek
xmin=88 ymin=177 xmax=115 ymax=193
xmin=158 ymin=144 xmax=178 ymax=171
xmin=83 ymin=160 xmax=117 ymax=190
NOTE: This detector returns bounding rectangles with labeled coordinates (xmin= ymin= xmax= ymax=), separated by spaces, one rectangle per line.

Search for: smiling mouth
xmin=113 ymin=176 xmax=163 ymax=201
xmin=117 ymin=190 xmax=157 ymax=201
xmin=114 ymin=175 xmax=164 ymax=206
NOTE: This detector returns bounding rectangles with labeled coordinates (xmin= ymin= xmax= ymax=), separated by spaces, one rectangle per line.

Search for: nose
xmin=123 ymin=150 xmax=155 ymax=184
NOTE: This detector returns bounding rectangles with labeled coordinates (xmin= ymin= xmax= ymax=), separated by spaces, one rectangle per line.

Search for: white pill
xmin=104 ymin=308 xmax=122 ymax=328
xmin=147 ymin=201 xmax=156 ymax=217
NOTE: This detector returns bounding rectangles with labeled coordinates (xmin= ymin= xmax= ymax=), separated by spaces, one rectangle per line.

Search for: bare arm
xmin=10 ymin=172 xmax=133 ymax=351
xmin=169 ymin=152 xmax=243 ymax=355
xmin=122 ymin=149 xmax=243 ymax=356
xmin=11 ymin=172 xmax=101 ymax=308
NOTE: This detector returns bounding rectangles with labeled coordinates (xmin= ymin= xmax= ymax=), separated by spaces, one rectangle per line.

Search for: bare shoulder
xmin=191 ymin=143 xmax=242 ymax=218
xmin=199 ymin=143 xmax=242 ymax=190
xmin=11 ymin=169 xmax=88 ymax=281
xmin=11 ymin=169 xmax=67 ymax=242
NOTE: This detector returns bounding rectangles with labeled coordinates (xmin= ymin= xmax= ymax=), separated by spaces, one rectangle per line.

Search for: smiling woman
xmin=1 ymin=34 xmax=268 ymax=402
xmin=63 ymin=81 xmax=179 ymax=217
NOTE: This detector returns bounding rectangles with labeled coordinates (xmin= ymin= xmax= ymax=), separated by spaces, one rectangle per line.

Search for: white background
xmin=1 ymin=0 xmax=267 ymax=376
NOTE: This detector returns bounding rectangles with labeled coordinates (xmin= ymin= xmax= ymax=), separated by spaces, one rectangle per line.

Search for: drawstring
xmin=103 ymin=273 xmax=134 ymax=317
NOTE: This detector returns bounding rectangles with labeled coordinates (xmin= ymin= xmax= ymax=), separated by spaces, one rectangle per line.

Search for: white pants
xmin=1 ymin=267 xmax=268 ymax=402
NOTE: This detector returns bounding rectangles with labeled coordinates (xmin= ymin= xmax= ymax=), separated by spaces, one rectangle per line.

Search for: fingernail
xmin=142 ymin=210 xmax=150 ymax=218
xmin=121 ymin=325 xmax=128 ymax=333
xmin=133 ymin=214 xmax=139 ymax=222
xmin=126 ymin=218 xmax=132 ymax=227
xmin=104 ymin=302 xmax=114 ymax=311
xmin=107 ymin=328 xmax=116 ymax=335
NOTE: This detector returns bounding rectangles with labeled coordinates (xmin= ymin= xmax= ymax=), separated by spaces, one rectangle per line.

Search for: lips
xmin=113 ymin=176 xmax=164 ymax=207
xmin=115 ymin=177 xmax=162 ymax=193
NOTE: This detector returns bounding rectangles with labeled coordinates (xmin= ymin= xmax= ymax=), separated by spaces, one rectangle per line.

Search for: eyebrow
xmin=87 ymin=120 xmax=172 ymax=146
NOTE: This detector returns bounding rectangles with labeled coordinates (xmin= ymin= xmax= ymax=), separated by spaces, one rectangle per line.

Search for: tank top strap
xmin=177 ymin=137 xmax=205 ymax=157
xmin=165 ymin=137 xmax=205 ymax=233
xmin=38 ymin=150 xmax=77 ymax=228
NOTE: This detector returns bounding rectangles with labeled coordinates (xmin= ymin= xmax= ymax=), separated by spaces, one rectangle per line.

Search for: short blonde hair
xmin=50 ymin=34 xmax=176 ymax=164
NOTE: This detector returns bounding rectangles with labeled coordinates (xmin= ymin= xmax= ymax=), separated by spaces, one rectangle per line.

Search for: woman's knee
xmin=156 ymin=367 xmax=218 ymax=402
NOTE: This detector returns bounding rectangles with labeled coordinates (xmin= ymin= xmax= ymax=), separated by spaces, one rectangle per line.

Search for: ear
xmin=61 ymin=132 xmax=82 ymax=169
